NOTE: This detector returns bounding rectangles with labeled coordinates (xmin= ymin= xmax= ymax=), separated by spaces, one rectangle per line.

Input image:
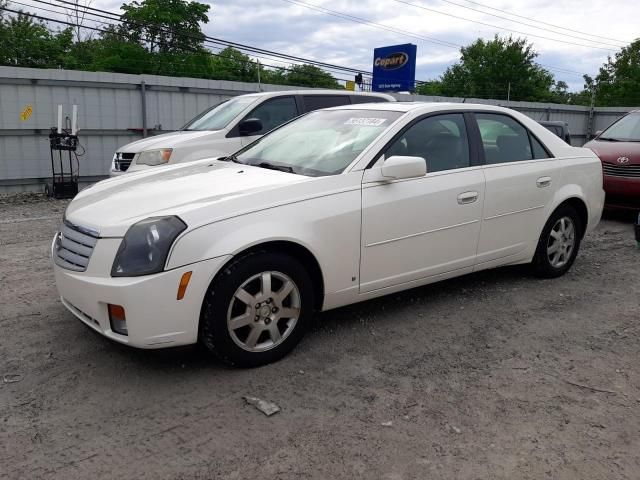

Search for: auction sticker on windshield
xmin=344 ymin=118 xmax=387 ymax=126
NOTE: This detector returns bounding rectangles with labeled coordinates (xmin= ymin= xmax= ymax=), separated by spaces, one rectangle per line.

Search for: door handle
xmin=457 ymin=191 xmax=479 ymax=205
xmin=536 ymin=176 xmax=552 ymax=188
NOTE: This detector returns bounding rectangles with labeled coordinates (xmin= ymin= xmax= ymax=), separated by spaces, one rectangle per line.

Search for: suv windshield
xmin=183 ymin=96 xmax=258 ymax=131
xmin=599 ymin=112 xmax=640 ymax=141
xmin=234 ymin=109 xmax=402 ymax=176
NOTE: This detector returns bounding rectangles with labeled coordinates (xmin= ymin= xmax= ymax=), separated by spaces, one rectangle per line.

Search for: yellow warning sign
xmin=20 ymin=104 xmax=33 ymax=122
xmin=345 ymin=80 xmax=356 ymax=91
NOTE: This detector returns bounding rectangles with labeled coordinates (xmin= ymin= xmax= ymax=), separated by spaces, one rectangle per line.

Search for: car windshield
xmin=599 ymin=112 xmax=640 ymax=141
xmin=234 ymin=109 xmax=402 ymax=176
xmin=182 ymin=96 xmax=258 ymax=131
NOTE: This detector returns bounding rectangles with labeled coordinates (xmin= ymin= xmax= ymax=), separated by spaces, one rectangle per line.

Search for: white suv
xmin=110 ymin=90 xmax=395 ymax=176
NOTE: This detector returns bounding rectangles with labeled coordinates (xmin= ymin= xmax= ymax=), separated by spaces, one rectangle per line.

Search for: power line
xmin=288 ymin=0 xmax=619 ymax=52
xmin=42 ymin=0 xmax=373 ymax=76
xmin=438 ymin=0 xmax=632 ymax=44
xmin=0 ymin=6 xmax=359 ymax=84
xmin=281 ymin=0 xmax=591 ymax=78
xmin=281 ymin=0 xmax=461 ymax=49
xmin=19 ymin=0 xmax=365 ymax=79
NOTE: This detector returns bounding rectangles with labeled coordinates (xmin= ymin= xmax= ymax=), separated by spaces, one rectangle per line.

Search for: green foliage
xmin=276 ymin=64 xmax=341 ymax=89
xmin=0 ymin=0 xmax=342 ymax=90
xmin=0 ymin=10 xmax=73 ymax=68
xmin=591 ymin=40 xmax=640 ymax=106
xmin=119 ymin=0 xmax=210 ymax=54
xmin=418 ymin=36 xmax=556 ymax=102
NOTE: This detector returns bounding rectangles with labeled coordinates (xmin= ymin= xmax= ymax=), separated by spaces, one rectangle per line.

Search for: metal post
xmin=257 ymin=59 xmax=262 ymax=92
xmin=507 ymin=82 xmax=511 ymax=102
xmin=140 ymin=80 xmax=148 ymax=138
xmin=586 ymin=87 xmax=596 ymax=140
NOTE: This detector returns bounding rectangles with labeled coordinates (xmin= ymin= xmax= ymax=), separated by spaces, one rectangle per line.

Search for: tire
xmin=200 ymin=251 xmax=315 ymax=367
xmin=530 ymin=204 xmax=583 ymax=278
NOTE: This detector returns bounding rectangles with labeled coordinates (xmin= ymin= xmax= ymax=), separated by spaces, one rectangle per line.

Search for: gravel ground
xmin=1 ymin=193 xmax=639 ymax=480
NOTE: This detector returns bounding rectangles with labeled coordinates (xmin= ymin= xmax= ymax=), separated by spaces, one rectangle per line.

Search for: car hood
xmin=117 ymin=130 xmax=219 ymax=153
xmin=584 ymin=139 xmax=640 ymax=165
xmin=65 ymin=160 xmax=309 ymax=236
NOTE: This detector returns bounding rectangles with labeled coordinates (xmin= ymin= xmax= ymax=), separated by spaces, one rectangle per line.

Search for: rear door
xmin=473 ymin=112 xmax=562 ymax=266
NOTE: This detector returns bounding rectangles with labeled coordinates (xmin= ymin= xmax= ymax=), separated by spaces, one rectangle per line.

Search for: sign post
xmin=372 ymin=43 xmax=417 ymax=93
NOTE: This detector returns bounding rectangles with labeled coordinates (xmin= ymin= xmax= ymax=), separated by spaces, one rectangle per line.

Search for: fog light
xmin=108 ymin=304 xmax=128 ymax=335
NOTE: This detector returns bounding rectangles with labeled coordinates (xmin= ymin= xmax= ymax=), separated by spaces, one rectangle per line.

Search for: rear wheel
xmin=200 ymin=251 xmax=314 ymax=367
xmin=530 ymin=204 xmax=582 ymax=278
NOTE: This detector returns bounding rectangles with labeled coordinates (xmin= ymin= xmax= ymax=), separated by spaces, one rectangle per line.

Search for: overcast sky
xmin=25 ymin=0 xmax=640 ymax=92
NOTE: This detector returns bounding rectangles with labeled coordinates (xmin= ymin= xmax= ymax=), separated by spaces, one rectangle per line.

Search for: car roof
xmin=239 ymin=90 xmax=395 ymax=100
xmin=324 ymin=101 xmax=520 ymax=114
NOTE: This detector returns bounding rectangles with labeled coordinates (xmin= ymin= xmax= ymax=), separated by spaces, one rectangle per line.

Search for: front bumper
xmin=603 ymin=175 xmax=640 ymax=210
xmin=52 ymin=235 xmax=231 ymax=348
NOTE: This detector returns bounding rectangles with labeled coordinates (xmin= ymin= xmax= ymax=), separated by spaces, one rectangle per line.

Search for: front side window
xmin=234 ymin=109 xmax=402 ymax=176
xmin=384 ymin=113 xmax=471 ymax=173
xmin=476 ymin=113 xmax=549 ymax=163
xmin=182 ymin=96 xmax=258 ymax=131
xmin=243 ymin=97 xmax=299 ymax=134
xmin=599 ymin=112 xmax=640 ymax=141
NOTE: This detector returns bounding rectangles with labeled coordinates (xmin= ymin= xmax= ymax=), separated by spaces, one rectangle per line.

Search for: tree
xmin=208 ymin=47 xmax=258 ymax=82
xmin=0 ymin=7 xmax=74 ymax=68
xmin=63 ymin=0 xmax=95 ymax=43
xmin=591 ymin=40 xmax=640 ymax=106
xmin=418 ymin=35 xmax=555 ymax=102
xmin=119 ymin=0 xmax=210 ymax=54
xmin=279 ymin=64 xmax=340 ymax=89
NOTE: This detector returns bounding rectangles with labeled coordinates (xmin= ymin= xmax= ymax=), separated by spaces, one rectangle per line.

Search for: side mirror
xmin=381 ymin=155 xmax=427 ymax=180
xmin=239 ymin=118 xmax=263 ymax=136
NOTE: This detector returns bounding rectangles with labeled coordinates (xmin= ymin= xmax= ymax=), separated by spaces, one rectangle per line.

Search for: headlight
xmin=111 ymin=216 xmax=186 ymax=277
xmin=137 ymin=149 xmax=173 ymax=166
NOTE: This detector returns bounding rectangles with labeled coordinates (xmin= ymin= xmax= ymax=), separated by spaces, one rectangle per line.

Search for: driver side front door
xmin=360 ymin=113 xmax=485 ymax=293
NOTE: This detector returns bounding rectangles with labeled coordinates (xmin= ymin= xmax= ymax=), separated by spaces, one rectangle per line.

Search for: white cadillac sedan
xmin=52 ymin=103 xmax=604 ymax=367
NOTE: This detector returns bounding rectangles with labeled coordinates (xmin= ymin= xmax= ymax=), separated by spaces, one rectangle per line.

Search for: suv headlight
xmin=111 ymin=216 xmax=186 ymax=277
xmin=137 ymin=149 xmax=173 ymax=166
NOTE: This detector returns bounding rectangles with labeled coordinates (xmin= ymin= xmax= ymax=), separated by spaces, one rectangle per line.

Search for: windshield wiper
xmin=598 ymin=137 xmax=621 ymax=142
xmin=256 ymin=162 xmax=295 ymax=174
xmin=225 ymin=154 xmax=243 ymax=164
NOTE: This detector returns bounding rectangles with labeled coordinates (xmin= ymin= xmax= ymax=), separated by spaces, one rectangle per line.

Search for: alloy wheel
xmin=226 ymin=271 xmax=301 ymax=352
xmin=547 ymin=216 xmax=576 ymax=269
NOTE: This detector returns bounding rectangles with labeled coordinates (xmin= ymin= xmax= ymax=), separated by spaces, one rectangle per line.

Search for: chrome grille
xmin=602 ymin=162 xmax=640 ymax=178
xmin=114 ymin=152 xmax=135 ymax=172
xmin=54 ymin=222 xmax=99 ymax=272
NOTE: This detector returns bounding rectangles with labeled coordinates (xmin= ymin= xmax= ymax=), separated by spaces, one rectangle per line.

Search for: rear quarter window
xmin=302 ymin=95 xmax=351 ymax=112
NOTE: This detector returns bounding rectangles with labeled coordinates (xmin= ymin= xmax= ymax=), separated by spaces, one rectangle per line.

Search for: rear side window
xmin=245 ymin=97 xmax=299 ymax=134
xmin=476 ymin=113 xmax=550 ymax=163
xmin=350 ymin=95 xmax=389 ymax=104
xmin=302 ymin=95 xmax=351 ymax=112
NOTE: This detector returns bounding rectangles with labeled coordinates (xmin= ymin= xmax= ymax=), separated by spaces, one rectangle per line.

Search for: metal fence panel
xmin=1 ymin=66 xmax=638 ymax=192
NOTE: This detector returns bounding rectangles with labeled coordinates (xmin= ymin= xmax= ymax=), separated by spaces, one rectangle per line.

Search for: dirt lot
xmin=1 ymin=193 xmax=639 ymax=480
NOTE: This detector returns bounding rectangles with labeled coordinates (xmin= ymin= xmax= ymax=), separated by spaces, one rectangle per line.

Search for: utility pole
xmin=257 ymin=59 xmax=262 ymax=92
xmin=586 ymin=86 xmax=597 ymax=139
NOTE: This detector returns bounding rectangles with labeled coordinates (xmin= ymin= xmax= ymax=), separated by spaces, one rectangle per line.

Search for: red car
xmin=584 ymin=110 xmax=640 ymax=210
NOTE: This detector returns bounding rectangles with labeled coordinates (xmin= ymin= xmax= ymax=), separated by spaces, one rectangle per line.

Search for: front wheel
xmin=200 ymin=252 xmax=314 ymax=367
xmin=530 ymin=204 xmax=583 ymax=278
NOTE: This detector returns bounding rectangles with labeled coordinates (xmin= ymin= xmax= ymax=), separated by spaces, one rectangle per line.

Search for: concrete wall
xmin=0 ymin=66 xmax=637 ymax=192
